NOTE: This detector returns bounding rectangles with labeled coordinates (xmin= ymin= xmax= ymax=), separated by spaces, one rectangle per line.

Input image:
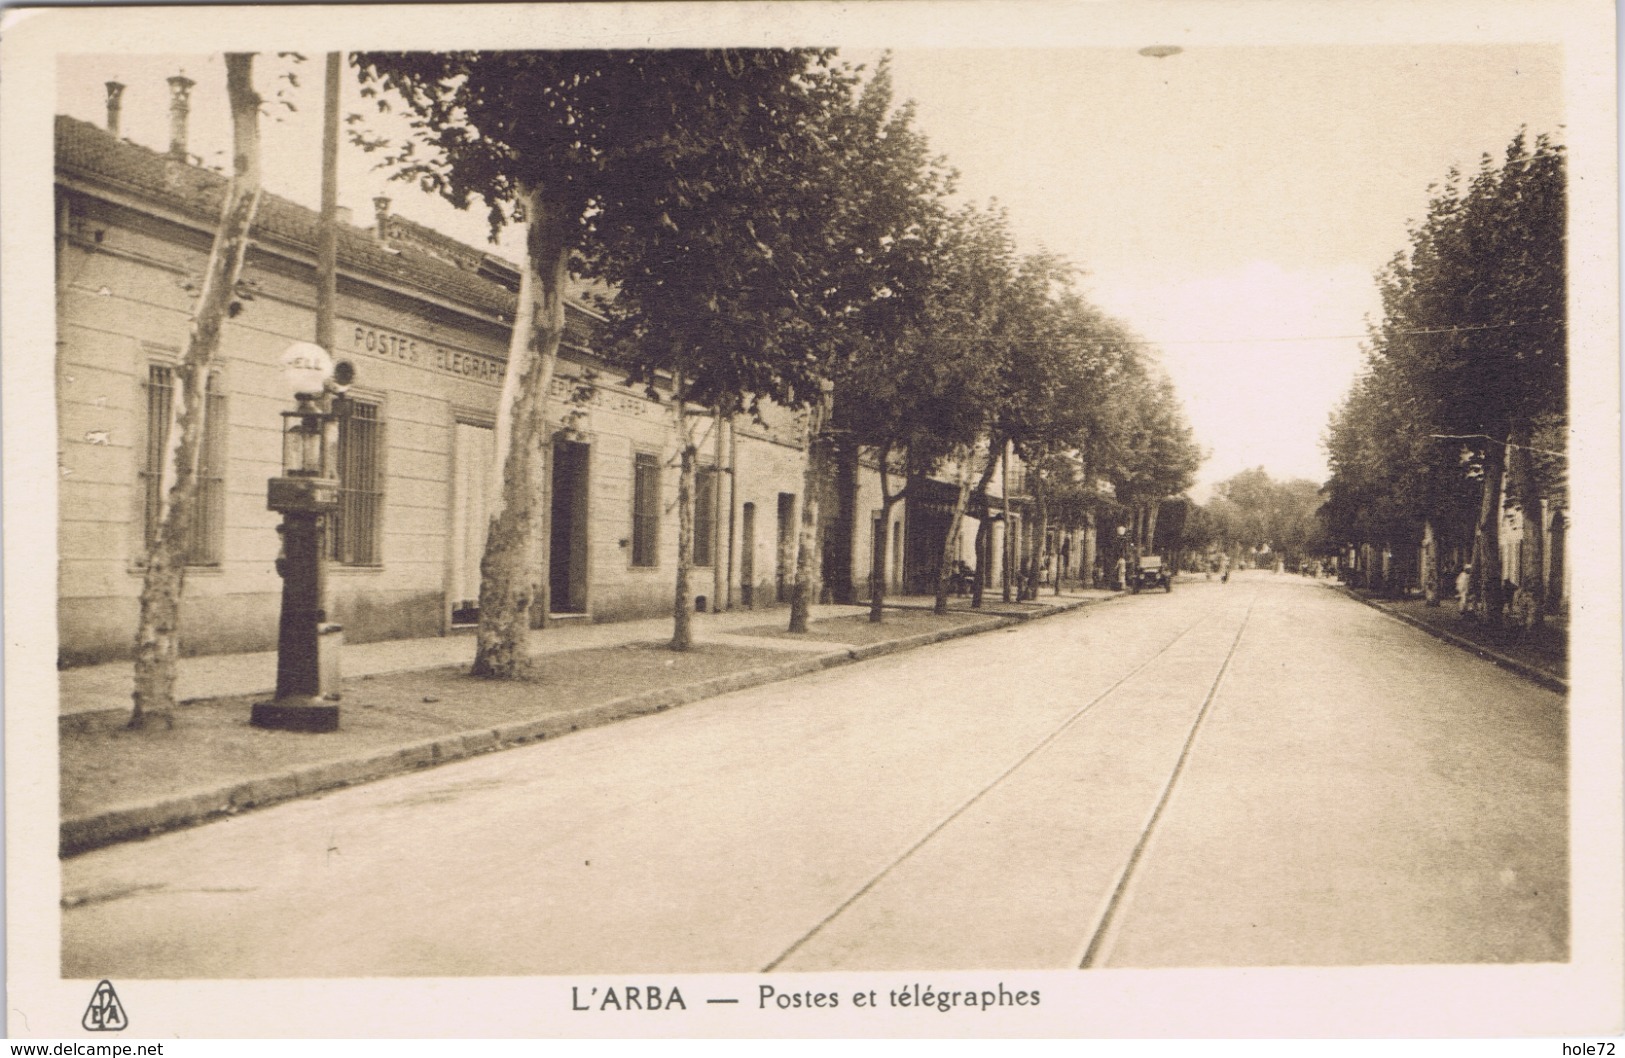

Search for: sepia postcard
xmin=3 ymin=0 xmax=1620 ymax=1042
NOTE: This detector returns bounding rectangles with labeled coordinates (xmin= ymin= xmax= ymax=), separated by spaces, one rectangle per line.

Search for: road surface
xmin=62 ymin=572 xmax=1567 ymax=976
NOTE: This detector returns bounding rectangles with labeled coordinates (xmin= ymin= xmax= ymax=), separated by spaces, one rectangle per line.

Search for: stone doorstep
xmin=58 ymin=594 xmax=1109 ymax=858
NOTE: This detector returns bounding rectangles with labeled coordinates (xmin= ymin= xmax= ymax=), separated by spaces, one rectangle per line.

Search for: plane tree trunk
xmin=934 ymin=447 xmax=976 ymax=616
xmin=1469 ymin=435 xmax=1507 ymax=624
xmin=1508 ymin=423 xmax=1545 ymax=629
xmin=672 ymin=387 xmax=696 ymax=651
xmin=471 ymin=185 xmax=568 ymax=678
xmin=967 ymin=451 xmax=1000 ymax=609
xmin=868 ymin=442 xmax=904 ymax=624
xmin=131 ymin=53 xmax=264 ymax=729
xmin=1421 ymin=519 xmax=1440 ymax=606
xmin=789 ymin=399 xmax=832 ymax=634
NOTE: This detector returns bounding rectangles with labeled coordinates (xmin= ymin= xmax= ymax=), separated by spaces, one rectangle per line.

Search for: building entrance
xmin=549 ymin=439 xmax=589 ymax=615
xmin=904 ymin=504 xmax=951 ymax=595
xmin=449 ymin=420 xmax=495 ymax=626
xmin=776 ymin=492 xmax=796 ymax=603
xmin=741 ymin=502 xmax=756 ymax=608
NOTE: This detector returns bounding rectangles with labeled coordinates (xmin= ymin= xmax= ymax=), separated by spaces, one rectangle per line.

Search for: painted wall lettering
xmin=347 ymin=322 xmax=504 ymax=385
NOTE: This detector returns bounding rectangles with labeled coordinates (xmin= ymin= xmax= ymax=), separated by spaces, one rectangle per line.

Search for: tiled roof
xmin=55 ymin=114 xmax=601 ymax=333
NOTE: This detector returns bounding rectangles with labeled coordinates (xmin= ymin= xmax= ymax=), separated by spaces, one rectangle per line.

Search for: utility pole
xmin=725 ymin=415 xmax=737 ymax=611
xmin=317 ymin=52 xmax=340 ymax=353
xmin=252 ymin=52 xmax=348 ymax=733
xmin=994 ymin=442 xmax=1007 ymax=604
xmin=713 ymin=407 xmax=726 ymax=612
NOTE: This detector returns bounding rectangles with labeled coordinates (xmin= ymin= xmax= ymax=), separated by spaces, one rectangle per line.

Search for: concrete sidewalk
xmin=1334 ymin=585 xmax=1568 ymax=694
xmin=60 ymin=590 xmax=1123 ymax=855
xmin=59 ymin=603 xmax=871 ymax=717
xmin=62 ymin=591 xmax=1120 ymax=717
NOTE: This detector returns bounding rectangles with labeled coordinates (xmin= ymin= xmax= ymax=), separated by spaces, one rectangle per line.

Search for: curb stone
xmin=848 ymin=617 xmax=1014 ymax=662
xmin=59 ymin=594 xmax=1112 ymax=857
xmin=1337 ymin=586 xmax=1568 ymax=694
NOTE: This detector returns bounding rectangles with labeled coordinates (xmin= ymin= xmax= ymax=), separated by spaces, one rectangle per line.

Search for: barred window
xmin=632 ymin=452 xmax=661 ymax=567
xmin=694 ymin=467 xmax=717 ymax=568
xmin=329 ymin=397 xmax=384 ymax=565
xmin=141 ymin=364 xmax=225 ymax=565
xmin=1006 ymin=460 xmax=1027 ymax=498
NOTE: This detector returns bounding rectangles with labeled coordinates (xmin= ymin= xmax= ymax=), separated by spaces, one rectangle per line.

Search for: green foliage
xmin=1151 ymin=497 xmax=1192 ymax=554
xmin=352 ymin=49 xmax=1209 ymax=545
xmin=1100 ymin=351 xmax=1202 ymax=510
xmin=1322 ymin=130 xmax=1565 ymax=553
xmin=1201 ymin=467 xmax=1327 ymax=562
xmin=840 ymin=201 xmax=1016 ymax=480
xmin=353 ymin=49 xmax=849 ymax=416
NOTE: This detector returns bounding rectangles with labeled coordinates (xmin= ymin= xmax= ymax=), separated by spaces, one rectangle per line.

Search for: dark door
xmin=741 ymin=502 xmax=756 ymax=608
xmin=903 ymin=505 xmax=949 ymax=595
xmin=549 ymin=440 xmax=589 ymax=613
xmin=776 ymin=492 xmax=796 ymax=603
xmin=872 ymin=513 xmax=885 ymax=596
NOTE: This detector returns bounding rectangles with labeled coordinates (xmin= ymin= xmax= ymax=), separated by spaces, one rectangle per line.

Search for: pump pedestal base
xmin=251 ymin=698 xmax=340 ymax=733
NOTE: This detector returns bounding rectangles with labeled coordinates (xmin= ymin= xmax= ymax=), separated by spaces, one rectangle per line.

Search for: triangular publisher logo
xmin=82 ymin=980 xmax=127 ymax=1031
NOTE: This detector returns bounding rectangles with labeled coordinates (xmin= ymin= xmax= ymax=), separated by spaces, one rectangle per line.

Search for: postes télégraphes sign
xmin=346 ymin=321 xmax=505 ymax=385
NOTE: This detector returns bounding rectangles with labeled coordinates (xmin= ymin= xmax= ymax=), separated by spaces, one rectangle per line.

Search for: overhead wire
xmin=1428 ymin=433 xmax=1568 ymax=458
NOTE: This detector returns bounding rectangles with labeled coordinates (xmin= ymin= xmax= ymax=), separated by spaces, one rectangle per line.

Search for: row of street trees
xmin=1178 ymin=467 xmax=1326 ymax=571
xmin=131 ymin=50 xmax=1208 ymax=722
xmin=358 ymin=48 xmax=1207 ymax=658
xmin=1321 ymin=131 xmax=1566 ymax=626
xmin=355 ymin=48 xmax=1204 ymax=663
xmin=351 ymin=50 xmax=855 ymax=672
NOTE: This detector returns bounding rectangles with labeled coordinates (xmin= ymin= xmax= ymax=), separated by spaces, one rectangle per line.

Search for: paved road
xmin=62 ymin=572 xmax=1567 ymax=976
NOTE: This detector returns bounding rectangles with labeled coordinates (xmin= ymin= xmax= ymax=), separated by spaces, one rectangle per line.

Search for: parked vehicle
xmin=1130 ymin=555 xmax=1173 ymax=594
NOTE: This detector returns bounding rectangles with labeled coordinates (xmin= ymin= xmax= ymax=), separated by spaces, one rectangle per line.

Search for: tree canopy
xmin=1200 ymin=467 xmax=1327 ymax=565
xmin=1321 ymin=130 xmax=1565 ymax=618
xmin=353 ymin=49 xmax=1214 ymax=634
xmin=354 ymin=49 xmax=845 ymax=671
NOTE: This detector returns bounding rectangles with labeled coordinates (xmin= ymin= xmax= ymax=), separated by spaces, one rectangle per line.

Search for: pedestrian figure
xmin=1511 ymin=586 xmax=1538 ymax=632
xmin=1219 ymin=553 xmax=1230 ymax=584
xmin=1113 ymin=555 xmax=1127 ymax=591
xmin=1456 ymin=565 xmax=1473 ymax=616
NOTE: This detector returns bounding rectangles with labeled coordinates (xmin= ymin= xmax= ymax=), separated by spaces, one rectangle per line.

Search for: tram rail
xmin=763 ymin=588 xmax=1258 ymax=972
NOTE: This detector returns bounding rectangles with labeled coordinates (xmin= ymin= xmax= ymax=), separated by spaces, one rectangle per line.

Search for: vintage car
xmin=1130 ymin=555 xmax=1173 ymax=593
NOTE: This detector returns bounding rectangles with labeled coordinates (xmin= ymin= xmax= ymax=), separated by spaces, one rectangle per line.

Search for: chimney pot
xmin=166 ymin=73 xmax=196 ymax=161
xmin=373 ymin=195 xmax=392 ymax=240
xmin=104 ymin=81 xmax=125 ymax=137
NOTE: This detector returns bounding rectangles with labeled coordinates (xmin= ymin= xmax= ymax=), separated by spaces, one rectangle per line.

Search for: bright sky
xmin=58 ymin=44 xmax=1562 ymax=497
xmin=877 ymin=46 xmax=1564 ymax=495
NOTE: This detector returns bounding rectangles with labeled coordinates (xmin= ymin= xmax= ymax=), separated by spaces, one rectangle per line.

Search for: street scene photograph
xmin=4 ymin=0 xmax=1619 ymax=1042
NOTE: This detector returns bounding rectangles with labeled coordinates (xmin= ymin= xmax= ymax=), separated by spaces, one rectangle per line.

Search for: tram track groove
xmin=1075 ymin=588 xmax=1260 ymax=968
xmin=760 ymin=601 xmax=1222 ymax=973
